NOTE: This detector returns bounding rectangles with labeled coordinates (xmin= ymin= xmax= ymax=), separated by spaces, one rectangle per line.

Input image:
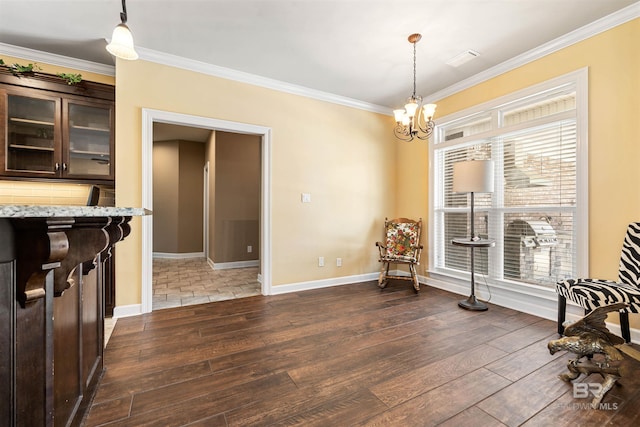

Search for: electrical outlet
xmin=318 ymin=256 xmax=324 ymax=267
xmin=247 ymin=245 xmax=252 ymax=253
xmin=336 ymin=258 xmax=342 ymax=267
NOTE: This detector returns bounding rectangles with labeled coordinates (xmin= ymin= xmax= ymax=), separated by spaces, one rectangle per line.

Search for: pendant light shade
xmin=106 ymin=0 xmax=138 ymax=60
xmin=106 ymin=23 xmax=138 ymax=60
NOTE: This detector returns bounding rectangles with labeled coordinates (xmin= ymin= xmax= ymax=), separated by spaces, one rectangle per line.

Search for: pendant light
xmin=393 ymin=33 xmax=436 ymax=142
xmin=106 ymin=0 xmax=139 ymax=60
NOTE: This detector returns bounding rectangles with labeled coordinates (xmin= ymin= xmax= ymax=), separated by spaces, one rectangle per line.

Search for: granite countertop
xmin=0 ymin=205 xmax=151 ymax=218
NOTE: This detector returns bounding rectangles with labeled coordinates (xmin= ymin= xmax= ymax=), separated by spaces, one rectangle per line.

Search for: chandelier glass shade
xmin=393 ymin=34 xmax=436 ymax=142
xmin=106 ymin=0 xmax=139 ymax=60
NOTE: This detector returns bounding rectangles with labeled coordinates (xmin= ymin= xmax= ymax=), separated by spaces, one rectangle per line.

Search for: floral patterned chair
xmin=375 ymin=217 xmax=423 ymax=292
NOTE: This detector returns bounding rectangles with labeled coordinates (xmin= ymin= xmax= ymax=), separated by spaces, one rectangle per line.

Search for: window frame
xmin=428 ymin=68 xmax=589 ymax=292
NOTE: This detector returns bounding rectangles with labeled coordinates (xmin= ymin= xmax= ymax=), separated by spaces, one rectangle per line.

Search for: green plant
xmin=0 ymin=58 xmax=41 ymax=76
xmin=1 ymin=59 xmax=83 ymax=85
xmin=56 ymin=73 xmax=83 ymax=85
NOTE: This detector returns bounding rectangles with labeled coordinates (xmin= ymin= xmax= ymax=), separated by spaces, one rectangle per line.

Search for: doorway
xmin=141 ymin=108 xmax=272 ymax=314
xmin=151 ymin=125 xmax=262 ymax=309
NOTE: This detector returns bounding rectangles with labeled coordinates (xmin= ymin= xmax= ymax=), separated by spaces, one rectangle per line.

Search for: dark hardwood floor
xmin=85 ymin=281 xmax=640 ymax=426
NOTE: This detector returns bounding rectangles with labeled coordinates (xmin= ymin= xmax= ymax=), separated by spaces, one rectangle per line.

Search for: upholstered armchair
xmin=375 ymin=217 xmax=423 ymax=292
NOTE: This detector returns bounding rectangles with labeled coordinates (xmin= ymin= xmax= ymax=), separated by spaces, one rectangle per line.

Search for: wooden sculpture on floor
xmin=548 ymin=302 xmax=635 ymax=409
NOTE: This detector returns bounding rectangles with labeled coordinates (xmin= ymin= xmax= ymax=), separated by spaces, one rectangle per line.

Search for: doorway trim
xmin=203 ymin=161 xmax=209 ymax=261
xmin=141 ymin=108 xmax=272 ymax=313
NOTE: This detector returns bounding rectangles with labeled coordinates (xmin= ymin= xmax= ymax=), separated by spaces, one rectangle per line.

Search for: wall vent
xmin=445 ymin=131 xmax=464 ymax=141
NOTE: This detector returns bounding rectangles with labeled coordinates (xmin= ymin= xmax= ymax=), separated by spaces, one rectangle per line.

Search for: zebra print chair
xmin=556 ymin=222 xmax=640 ymax=342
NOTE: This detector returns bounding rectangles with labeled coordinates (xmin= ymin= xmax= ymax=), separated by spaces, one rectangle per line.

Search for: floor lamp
xmin=451 ymin=160 xmax=495 ymax=311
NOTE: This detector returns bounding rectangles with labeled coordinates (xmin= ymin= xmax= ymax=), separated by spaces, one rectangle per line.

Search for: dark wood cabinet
xmin=0 ymin=72 xmax=115 ymax=182
xmin=104 ymin=246 xmax=116 ymax=317
xmin=0 ymin=214 xmax=132 ymax=426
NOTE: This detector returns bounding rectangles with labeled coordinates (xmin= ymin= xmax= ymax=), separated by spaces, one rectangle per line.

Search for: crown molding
xmin=426 ymin=2 xmax=640 ymax=103
xmin=0 ymin=40 xmax=390 ymax=114
xmin=0 ymin=42 xmax=115 ymax=77
xmin=137 ymin=46 xmax=391 ymax=115
xmin=139 ymin=4 xmax=637 ymax=114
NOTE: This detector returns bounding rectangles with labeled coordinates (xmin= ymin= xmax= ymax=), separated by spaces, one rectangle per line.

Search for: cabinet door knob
xmin=63 ymin=163 xmax=67 ymax=171
xmin=55 ymin=163 xmax=60 ymax=171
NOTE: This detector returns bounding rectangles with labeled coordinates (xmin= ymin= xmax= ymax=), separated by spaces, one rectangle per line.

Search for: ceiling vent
xmin=446 ymin=50 xmax=480 ymax=67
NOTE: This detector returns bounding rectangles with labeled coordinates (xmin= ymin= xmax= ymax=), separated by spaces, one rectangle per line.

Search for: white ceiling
xmin=0 ymin=0 xmax=637 ymax=109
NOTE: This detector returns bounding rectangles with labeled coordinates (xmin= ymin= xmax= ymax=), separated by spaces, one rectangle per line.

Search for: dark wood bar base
xmin=0 ymin=215 xmax=131 ymax=427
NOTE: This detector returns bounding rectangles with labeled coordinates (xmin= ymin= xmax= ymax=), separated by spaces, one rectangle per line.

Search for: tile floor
xmin=152 ymin=257 xmax=261 ymax=310
xmin=104 ymin=316 xmax=116 ymax=348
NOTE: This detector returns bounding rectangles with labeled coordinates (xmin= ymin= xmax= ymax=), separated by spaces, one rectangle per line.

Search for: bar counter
xmin=0 ymin=205 xmax=147 ymax=426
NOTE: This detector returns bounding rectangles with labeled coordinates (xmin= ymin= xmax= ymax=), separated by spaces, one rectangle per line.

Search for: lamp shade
xmin=422 ymin=103 xmax=437 ymax=120
xmin=404 ymin=100 xmax=419 ymax=117
xmin=106 ymin=23 xmax=138 ymax=60
xmin=452 ymin=160 xmax=494 ymax=193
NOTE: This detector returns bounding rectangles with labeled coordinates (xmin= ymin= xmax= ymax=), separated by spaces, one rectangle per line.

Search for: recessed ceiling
xmin=0 ymin=0 xmax=637 ymax=108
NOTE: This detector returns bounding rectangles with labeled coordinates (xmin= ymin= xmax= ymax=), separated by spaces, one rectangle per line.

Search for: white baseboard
xmin=270 ymin=272 xmax=379 ymax=295
xmin=423 ymin=274 xmax=559 ymax=320
xmin=112 ymin=304 xmax=142 ymax=318
xmin=212 ymin=260 xmax=260 ymax=270
xmin=153 ymin=252 xmax=204 ymax=259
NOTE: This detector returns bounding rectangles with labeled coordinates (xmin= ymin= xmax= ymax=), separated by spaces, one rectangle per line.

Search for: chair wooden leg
xmin=378 ymin=263 xmax=389 ymax=288
xmin=410 ymin=264 xmax=419 ymax=292
xmin=620 ymin=311 xmax=631 ymax=343
xmin=557 ymin=295 xmax=567 ymax=336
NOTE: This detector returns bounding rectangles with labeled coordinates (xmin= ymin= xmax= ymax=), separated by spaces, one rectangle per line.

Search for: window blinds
xmin=432 ymin=86 xmax=579 ymax=288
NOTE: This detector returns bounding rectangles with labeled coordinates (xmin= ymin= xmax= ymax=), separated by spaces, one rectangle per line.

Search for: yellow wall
xmin=115 ymin=59 xmax=396 ymax=306
xmin=395 ymin=139 xmax=430 ymax=265
xmin=405 ymin=19 xmax=639 ymax=280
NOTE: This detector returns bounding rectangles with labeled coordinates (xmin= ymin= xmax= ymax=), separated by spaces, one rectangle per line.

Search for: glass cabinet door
xmin=65 ymin=101 xmax=113 ymax=178
xmin=6 ymin=94 xmax=59 ymax=174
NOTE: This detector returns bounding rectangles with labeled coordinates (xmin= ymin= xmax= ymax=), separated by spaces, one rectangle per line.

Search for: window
xmin=430 ymin=70 xmax=587 ymax=289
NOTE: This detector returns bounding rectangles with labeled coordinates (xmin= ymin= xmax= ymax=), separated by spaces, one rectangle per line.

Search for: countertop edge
xmin=0 ymin=205 xmax=151 ymax=218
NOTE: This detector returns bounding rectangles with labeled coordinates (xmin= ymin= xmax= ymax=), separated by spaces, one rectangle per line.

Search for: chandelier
xmin=393 ymin=33 xmax=436 ymax=142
